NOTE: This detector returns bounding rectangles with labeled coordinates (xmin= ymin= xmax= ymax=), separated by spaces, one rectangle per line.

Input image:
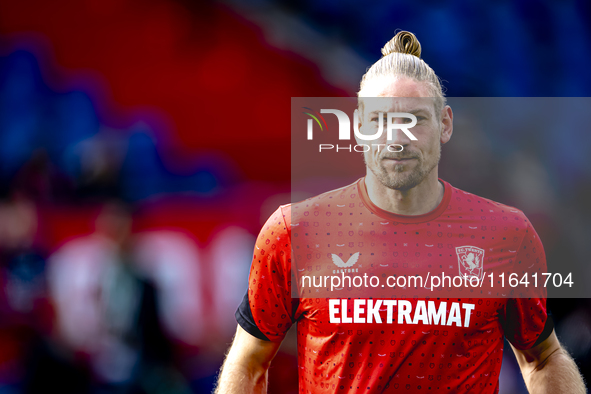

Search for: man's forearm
xmin=215 ymin=361 xmax=269 ymax=394
xmin=523 ymin=347 xmax=586 ymax=394
xmin=214 ymin=325 xmax=279 ymax=394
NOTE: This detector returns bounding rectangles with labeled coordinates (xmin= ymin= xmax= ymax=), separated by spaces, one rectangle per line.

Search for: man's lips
xmin=382 ymin=157 xmax=416 ymax=163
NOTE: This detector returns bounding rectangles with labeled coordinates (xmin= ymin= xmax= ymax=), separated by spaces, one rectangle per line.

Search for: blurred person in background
xmin=0 ymin=197 xmax=51 ymax=392
xmin=46 ymin=201 xmax=191 ymax=394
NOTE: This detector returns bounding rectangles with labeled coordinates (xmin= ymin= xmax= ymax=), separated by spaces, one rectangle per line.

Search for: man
xmin=215 ymin=31 xmax=586 ymax=393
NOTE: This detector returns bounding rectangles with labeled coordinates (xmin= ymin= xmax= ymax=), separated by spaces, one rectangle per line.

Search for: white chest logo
xmin=456 ymin=246 xmax=485 ymax=280
xmin=331 ymin=252 xmax=359 ymax=268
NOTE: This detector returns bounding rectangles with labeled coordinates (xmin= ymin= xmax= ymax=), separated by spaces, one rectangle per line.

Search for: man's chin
xmin=379 ymin=173 xmax=422 ymax=191
xmin=381 ymin=160 xmax=415 ymax=171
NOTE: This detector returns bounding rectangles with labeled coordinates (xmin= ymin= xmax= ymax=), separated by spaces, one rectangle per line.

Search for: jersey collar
xmin=358 ymin=177 xmax=452 ymax=224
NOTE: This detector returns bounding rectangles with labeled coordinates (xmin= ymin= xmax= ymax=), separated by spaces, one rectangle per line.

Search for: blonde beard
xmin=367 ymin=145 xmax=440 ymax=191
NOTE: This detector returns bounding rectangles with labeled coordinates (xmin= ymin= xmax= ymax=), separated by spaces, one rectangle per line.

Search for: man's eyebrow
xmin=407 ymin=108 xmax=432 ymax=116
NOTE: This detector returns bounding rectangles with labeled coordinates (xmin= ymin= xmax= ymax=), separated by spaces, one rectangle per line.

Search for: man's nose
xmin=386 ymin=118 xmax=414 ymax=147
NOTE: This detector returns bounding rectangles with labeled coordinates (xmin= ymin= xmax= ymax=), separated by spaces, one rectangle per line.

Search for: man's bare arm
xmin=511 ymin=329 xmax=586 ymax=394
xmin=215 ymin=325 xmax=282 ymax=394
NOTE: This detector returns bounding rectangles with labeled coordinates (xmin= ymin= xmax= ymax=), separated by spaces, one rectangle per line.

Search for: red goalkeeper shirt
xmin=236 ymin=178 xmax=551 ymax=393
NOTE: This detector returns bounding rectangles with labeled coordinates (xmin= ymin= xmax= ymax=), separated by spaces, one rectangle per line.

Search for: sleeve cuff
xmin=235 ymin=292 xmax=270 ymax=341
xmin=531 ymin=312 xmax=555 ymax=348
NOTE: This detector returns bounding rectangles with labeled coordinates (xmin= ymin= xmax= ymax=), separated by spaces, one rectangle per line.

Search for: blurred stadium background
xmin=0 ymin=0 xmax=590 ymax=393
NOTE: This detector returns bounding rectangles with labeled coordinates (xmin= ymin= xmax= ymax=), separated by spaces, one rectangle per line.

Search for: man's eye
xmin=408 ymin=116 xmax=425 ymax=123
xmin=371 ymin=117 xmax=379 ymax=122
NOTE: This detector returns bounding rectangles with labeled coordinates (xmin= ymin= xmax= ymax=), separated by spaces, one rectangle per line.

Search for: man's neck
xmin=364 ymin=171 xmax=444 ymax=216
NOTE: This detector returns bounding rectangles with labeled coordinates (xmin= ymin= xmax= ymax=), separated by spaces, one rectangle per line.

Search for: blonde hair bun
xmin=381 ymin=30 xmax=422 ymax=58
xmin=359 ymin=29 xmax=444 ymax=111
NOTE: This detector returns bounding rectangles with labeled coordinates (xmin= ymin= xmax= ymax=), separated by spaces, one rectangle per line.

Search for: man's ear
xmin=440 ymin=105 xmax=453 ymax=144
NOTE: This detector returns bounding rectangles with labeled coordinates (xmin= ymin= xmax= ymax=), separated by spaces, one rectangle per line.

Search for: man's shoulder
xmin=284 ymin=178 xmax=362 ymax=217
xmin=260 ymin=179 xmax=360 ymax=237
xmin=447 ymin=182 xmax=531 ymax=228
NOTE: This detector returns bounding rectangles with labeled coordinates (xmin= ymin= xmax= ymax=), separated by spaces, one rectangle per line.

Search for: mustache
xmin=380 ymin=151 xmax=420 ymax=160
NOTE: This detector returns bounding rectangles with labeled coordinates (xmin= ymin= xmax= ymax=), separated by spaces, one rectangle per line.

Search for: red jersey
xmin=236 ymin=178 xmax=550 ymax=393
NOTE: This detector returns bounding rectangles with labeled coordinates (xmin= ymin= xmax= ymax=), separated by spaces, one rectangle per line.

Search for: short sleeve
xmin=501 ymin=220 xmax=550 ymax=350
xmin=235 ymin=205 xmax=296 ymax=342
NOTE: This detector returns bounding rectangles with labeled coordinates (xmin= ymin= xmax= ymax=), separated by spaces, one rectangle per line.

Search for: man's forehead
xmin=361 ymin=96 xmax=435 ymax=114
xmin=359 ymin=77 xmax=436 ymax=113
xmin=360 ymin=76 xmax=432 ymax=97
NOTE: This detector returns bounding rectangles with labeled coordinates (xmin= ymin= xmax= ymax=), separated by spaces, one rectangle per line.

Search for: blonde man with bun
xmin=215 ymin=31 xmax=586 ymax=394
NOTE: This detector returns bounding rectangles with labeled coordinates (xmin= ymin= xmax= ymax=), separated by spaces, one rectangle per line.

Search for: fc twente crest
xmin=455 ymin=246 xmax=485 ymax=281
